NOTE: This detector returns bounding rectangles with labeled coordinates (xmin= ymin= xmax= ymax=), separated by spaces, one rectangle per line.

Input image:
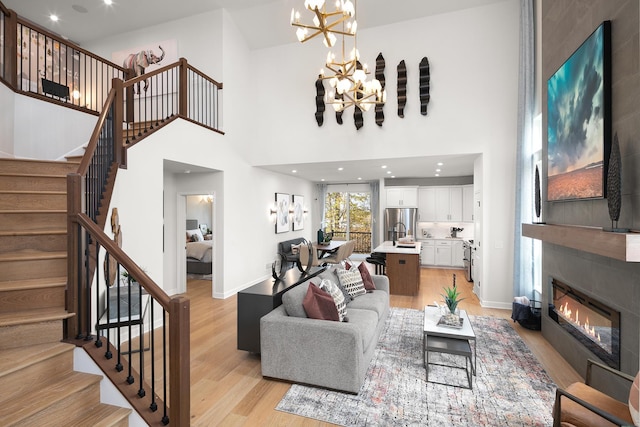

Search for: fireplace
xmin=549 ymin=278 xmax=620 ymax=370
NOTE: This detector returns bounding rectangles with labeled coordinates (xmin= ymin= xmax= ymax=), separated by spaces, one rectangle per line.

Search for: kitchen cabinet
xmin=435 ymin=187 xmax=462 ymax=222
xmin=435 ymin=240 xmax=452 ymax=266
xmin=462 ymin=185 xmax=474 ymax=222
xmin=418 ymin=188 xmax=436 ymax=221
xmin=386 ymin=187 xmax=418 ymax=207
xmin=420 ymin=239 xmax=435 ymax=265
xmin=452 ymin=240 xmax=464 ymax=267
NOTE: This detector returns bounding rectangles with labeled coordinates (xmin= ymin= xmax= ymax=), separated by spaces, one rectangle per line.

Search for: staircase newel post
xmin=66 ymin=173 xmax=83 ymax=339
xmin=112 ymin=77 xmax=125 ymax=167
xmin=169 ymin=295 xmax=190 ymax=426
xmin=178 ymin=58 xmax=188 ymax=118
xmin=4 ymin=8 xmax=17 ymax=89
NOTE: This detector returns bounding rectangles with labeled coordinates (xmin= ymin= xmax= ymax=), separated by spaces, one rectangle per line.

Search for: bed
xmin=186 ymin=219 xmax=212 ymax=275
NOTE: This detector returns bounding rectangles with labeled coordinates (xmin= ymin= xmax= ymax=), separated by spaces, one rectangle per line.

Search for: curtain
xmin=314 ymin=183 xmax=327 ymax=234
xmin=513 ymin=0 xmax=535 ymax=298
xmin=370 ymin=180 xmax=380 ymax=250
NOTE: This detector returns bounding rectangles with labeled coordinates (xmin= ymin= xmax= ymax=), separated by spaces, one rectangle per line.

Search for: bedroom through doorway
xmin=183 ymin=194 xmax=215 ymax=292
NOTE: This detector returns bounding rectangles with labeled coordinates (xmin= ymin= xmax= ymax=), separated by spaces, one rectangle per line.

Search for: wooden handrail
xmin=75 ymin=212 xmax=172 ymax=309
xmin=187 ymin=62 xmax=224 ymax=89
xmin=77 ymin=88 xmax=118 ymax=176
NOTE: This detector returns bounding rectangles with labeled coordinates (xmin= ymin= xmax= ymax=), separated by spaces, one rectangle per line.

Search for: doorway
xmin=178 ymin=192 xmax=215 ymax=295
xmin=324 ymin=188 xmax=372 ymax=256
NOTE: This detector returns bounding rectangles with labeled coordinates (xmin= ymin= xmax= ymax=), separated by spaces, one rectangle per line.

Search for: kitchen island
xmin=373 ymin=241 xmax=421 ymax=296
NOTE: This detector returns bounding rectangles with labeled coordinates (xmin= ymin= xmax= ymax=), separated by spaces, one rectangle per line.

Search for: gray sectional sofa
xmin=260 ymin=269 xmax=390 ymax=393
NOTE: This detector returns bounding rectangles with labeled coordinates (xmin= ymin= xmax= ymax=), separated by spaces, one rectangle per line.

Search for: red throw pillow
xmin=344 ymin=261 xmax=352 ymax=270
xmin=358 ymin=262 xmax=376 ymax=291
xmin=303 ymin=283 xmax=340 ymax=321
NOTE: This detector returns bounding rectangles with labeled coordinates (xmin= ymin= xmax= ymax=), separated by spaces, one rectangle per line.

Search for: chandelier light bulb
xmin=323 ymin=32 xmax=337 ymax=48
xmin=296 ymin=28 xmax=308 ymax=42
xmin=353 ymin=69 xmax=366 ymax=83
xmin=329 ymin=77 xmax=338 ymax=87
xmin=350 ymin=21 xmax=357 ymax=34
xmin=312 ymin=15 xmax=320 ymax=27
xmin=342 ymin=0 xmax=355 ymax=16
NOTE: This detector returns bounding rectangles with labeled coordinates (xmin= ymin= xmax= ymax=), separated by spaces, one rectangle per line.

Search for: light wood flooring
xmin=185 ymin=267 xmax=581 ymax=426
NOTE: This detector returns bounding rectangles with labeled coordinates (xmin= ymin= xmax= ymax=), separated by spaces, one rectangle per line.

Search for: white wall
xmin=0 ymin=83 xmax=14 ymax=157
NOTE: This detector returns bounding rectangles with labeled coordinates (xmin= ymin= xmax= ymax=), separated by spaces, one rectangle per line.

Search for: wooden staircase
xmin=0 ymin=158 xmax=131 ymax=426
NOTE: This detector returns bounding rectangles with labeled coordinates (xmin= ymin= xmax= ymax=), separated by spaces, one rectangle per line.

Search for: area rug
xmin=276 ymin=307 xmax=556 ymax=426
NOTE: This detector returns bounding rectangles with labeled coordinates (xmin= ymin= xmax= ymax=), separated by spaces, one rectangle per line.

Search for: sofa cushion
xmin=319 ymin=269 xmax=352 ymax=303
xmin=345 ymin=308 xmax=379 ymax=353
xmin=336 ymin=268 xmax=367 ymax=299
xmin=318 ymin=279 xmax=348 ymax=322
xmin=358 ymin=262 xmax=376 ymax=291
xmin=282 ymin=281 xmax=311 ymax=318
xmin=303 ymin=283 xmax=339 ymax=321
xmin=347 ymin=289 xmax=389 ymax=319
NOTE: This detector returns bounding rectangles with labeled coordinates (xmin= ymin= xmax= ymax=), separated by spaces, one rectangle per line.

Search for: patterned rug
xmin=276 ymin=307 xmax=556 ymax=426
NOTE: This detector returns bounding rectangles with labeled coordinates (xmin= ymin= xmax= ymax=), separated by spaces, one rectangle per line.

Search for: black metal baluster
xmin=115 ymin=263 xmax=123 ymax=372
xmin=149 ymin=298 xmax=157 ymax=411
xmin=75 ymin=223 xmax=84 ymax=339
xmin=95 ymin=243 xmax=103 ymax=348
xmin=126 ymin=275 xmax=134 ymax=384
xmin=137 ymin=286 xmax=145 ymax=398
xmin=162 ymin=311 xmax=169 ymax=425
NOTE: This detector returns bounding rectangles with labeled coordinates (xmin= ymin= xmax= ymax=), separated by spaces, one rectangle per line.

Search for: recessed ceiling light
xmin=184 ymin=170 xmax=191 ymax=174
xmin=72 ymin=5 xmax=88 ymax=13
xmin=321 ymin=178 xmax=325 ymax=181
xmin=50 ymin=14 xmax=59 ymax=22
xmin=387 ymin=171 xmax=392 ymax=174
xmin=381 ymin=165 xmax=387 ymax=169
xmin=357 ymin=177 xmax=362 ymax=180
xmin=104 ymin=0 xmax=113 ymax=5
xmin=292 ymin=169 xmax=297 ymax=173
xmin=338 ymin=167 xmax=344 ymax=171
xmin=391 ymin=175 xmax=396 ymax=178
xmin=437 ymin=162 xmax=444 ymax=166
xmin=436 ymin=168 xmax=441 ymax=172
xmin=435 ymin=173 xmax=440 ymax=177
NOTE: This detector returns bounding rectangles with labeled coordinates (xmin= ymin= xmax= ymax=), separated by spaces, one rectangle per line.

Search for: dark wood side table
xmin=237 ymin=266 xmax=325 ymax=353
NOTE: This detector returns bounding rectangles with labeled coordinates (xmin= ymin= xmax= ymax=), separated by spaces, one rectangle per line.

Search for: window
xmin=324 ymin=186 xmax=371 ymax=253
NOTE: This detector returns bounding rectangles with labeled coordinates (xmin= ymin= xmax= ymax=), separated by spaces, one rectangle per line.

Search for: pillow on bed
xmin=186 ymin=229 xmax=204 ymax=242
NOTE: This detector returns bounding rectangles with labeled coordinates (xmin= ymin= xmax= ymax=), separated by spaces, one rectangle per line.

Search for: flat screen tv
xmin=547 ymin=20 xmax=611 ymax=202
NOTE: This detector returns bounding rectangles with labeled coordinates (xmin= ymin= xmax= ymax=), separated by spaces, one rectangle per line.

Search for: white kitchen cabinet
xmin=420 ymin=239 xmax=435 ymax=265
xmin=435 ymin=240 xmax=452 ymax=266
xmin=452 ymin=240 xmax=464 ymax=267
xmin=462 ymin=185 xmax=474 ymax=222
xmin=434 ymin=187 xmax=462 ymax=221
xmin=418 ymin=187 xmax=436 ymax=221
xmin=386 ymin=187 xmax=418 ymax=207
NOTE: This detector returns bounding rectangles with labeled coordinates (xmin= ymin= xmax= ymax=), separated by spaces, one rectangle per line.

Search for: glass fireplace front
xmin=549 ymin=278 xmax=620 ymax=369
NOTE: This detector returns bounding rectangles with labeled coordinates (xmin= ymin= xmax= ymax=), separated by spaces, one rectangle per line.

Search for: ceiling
xmin=4 ymin=0 xmax=499 ymax=182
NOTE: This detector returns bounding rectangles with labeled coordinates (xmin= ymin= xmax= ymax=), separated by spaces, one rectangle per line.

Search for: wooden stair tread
xmin=0 ymin=172 xmax=67 ymax=179
xmin=0 ymin=229 xmax=66 ymax=236
xmin=0 ymin=370 xmax=101 ymax=423
xmin=0 ymin=307 xmax=74 ymax=327
xmin=0 ymin=190 xmax=66 ymax=195
xmin=0 ymin=342 xmax=73 ymax=378
xmin=0 ymin=209 xmax=66 ymax=214
xmin=0 ymin=250 xmax=66 ymax=262
xmin=65 ymin=404 xmax=131 ymax=427
xmin=0 ymin=276 xmax=67 ymax=292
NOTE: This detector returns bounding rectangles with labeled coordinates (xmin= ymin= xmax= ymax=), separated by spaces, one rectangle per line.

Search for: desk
xmin=373 ymin=241 xmax=421 ymax=295
xmin=314 ymin=240 xmax=347 ymax=259
xmin=237 ymin=266 xmax=325 ymax=353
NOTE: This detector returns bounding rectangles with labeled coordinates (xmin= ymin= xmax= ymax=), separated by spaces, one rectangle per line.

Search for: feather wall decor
xmin=375 ymin=53 xmax=386 ymax=126
xmin=419 ymin=57 xmax=430 ymax=115
xmin=607 ymin=132 xmax=622 ymax=229
xmin=314 ymin=76 xmax=325 ymax=126
xmin=397 ymin=60 xmax=407 ymax=118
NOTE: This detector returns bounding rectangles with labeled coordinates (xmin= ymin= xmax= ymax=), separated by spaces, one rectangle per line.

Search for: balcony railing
xmin=330 ymin=231 xmax=372 ymax=253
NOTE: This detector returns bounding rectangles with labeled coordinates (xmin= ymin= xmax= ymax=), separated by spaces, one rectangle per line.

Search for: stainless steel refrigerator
xmin=384 ymin=208 xmax=418 ymax=241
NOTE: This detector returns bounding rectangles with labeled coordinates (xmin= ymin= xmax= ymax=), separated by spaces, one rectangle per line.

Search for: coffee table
xmin=423 ymin=305 xmax=476 ymax=389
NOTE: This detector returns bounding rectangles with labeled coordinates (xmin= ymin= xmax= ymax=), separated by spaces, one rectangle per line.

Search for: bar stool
xmin=366 ymin=253 xmax=386 ymax=275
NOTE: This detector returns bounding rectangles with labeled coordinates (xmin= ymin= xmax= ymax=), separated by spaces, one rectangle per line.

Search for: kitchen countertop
xmin=373 ymin=241 xmax=421 ymax=254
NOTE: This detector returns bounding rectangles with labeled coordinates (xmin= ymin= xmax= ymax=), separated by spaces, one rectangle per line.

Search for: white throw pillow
xmin=319 ymin=279 xmax=348 ymax=322
xmin=186 ymin=229 xmax=204 ymax=242
xmin=336 ymin=268 xmax=367 ymax=299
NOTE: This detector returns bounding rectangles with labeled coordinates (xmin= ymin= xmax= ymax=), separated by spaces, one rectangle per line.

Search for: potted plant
xmin=441 ymin=286 xmax=465 ymax=317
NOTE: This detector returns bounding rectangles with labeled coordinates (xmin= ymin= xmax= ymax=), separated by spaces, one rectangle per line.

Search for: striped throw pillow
xmin=336 ymin=268 xmax=367 ymax=299
xmin=318 ymin=279 xmax=348 ymax=322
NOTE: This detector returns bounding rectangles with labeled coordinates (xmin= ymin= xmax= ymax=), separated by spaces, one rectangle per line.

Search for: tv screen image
xmin=547 ymin=21 xmax=611 ymax=202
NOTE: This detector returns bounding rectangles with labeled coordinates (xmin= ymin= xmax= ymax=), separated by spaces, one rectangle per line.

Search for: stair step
xmin=0 ymin=158 xmax=78 ymax=175
xmin=0 ymin=279 xmax=65 ymax=312
xmin=0 ymin=276 xmax=67 ymax=292
xmin=0 ymin=250 xmax=66 ymax=281
xmin=0 ymin=210 xmax=66 ymax=231
xmin=0 ymin=190 xmax=67 ymax=210
xmin=0 ymin=307 xmax=73 ymax=327
xmin=0 ymin=173 xmax=67 ymax=191
xmin=64 ymin=404 xmax=131 ymax=427
xmin=0 ymin=342 xmax=74 ymax=396
xmin=0 ymin=370 xmax=102 ymax=425
xmin=0 ymin=229 xmax=66 ymax=253
xmin=0 ymin=319 xmax=65 ymax=350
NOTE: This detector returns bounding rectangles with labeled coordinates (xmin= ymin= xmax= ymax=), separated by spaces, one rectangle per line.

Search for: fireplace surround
xmin=549 ymin=278 xmax=620 ymax=370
